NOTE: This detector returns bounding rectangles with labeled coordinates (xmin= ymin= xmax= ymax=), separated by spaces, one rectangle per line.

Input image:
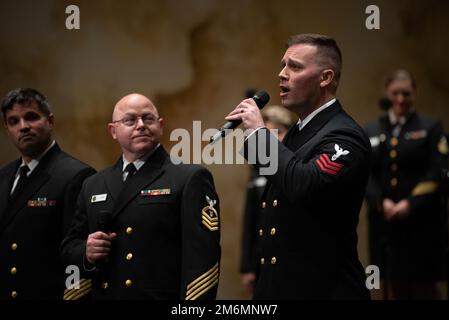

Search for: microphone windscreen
xmin=97 ymin=210 xmax=111 ymax=233
xmin=253 ymin=90 xmax=270 ymax=108
xmin=379 ymin=97 xmax=392 ymax=111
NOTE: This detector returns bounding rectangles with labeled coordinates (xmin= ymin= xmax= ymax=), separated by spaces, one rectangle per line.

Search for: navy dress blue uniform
xmin=365 ymin=112 xmax=448 ymax=281
xmin=61 ymin=146 xmax=221 ymax=300
xmin=243 ymin=100 xmax=371 ymax=299
xmin=240 ymin=167 xmax=267 ymax=276
xmin=0 ymin=143 xmax=95 ymax=300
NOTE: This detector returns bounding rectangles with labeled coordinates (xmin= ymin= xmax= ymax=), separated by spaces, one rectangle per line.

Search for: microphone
xmin=97 ymin=210 xmax=112 ymax=233
xmin=379 ymin=97 xmax=392 ymax=111
xmin=209 ymin=90 xmax=270 ymax=144
xmin=96 ymin=210 xmax=112 ymax=274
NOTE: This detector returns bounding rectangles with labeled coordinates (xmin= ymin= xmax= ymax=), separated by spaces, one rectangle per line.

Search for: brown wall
xmin=1 ymin=0 xmax=448 ymax=299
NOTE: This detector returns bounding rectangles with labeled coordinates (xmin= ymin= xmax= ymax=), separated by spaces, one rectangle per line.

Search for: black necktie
xmin=11 ymin=165 xmax=30 ymax=198
xmin=123 ymin=163 xmax=137 ymax=183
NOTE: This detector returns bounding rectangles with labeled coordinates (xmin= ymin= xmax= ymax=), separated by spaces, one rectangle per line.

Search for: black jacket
xmin=61 ymin=146 xmax=221 ymax=300
xmin=364 ymin=112 xmax=447 ymax=280
xmin=244 ymin=101 xmax=371 ymax=299
xmin=0 ymin=143 xmax=95 ymax=300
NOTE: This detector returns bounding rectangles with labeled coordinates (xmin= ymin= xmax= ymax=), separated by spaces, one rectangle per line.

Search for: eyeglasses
xmin=112 ymin=114 xmax=160 ymax=127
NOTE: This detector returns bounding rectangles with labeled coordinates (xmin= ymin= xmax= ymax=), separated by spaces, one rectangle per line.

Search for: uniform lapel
xmin=262 ymin=101 xmax=342 ymax=202
xmin=0 ymin=160 xmax=20 ymax=224
xmin=111 ymin=147 xmax=167 ymax=220
xmin=288 ymin=101 xmax=342 ymax=152
xmin=103 ymin=158 xmax=124 ymax=202
xmin=0 ymin=144 xmax=60 ymax=233
xmin=281 ymin=122 xmax=299 ymax=147
xmin=399 ymin=112 xmax=417 ymax=139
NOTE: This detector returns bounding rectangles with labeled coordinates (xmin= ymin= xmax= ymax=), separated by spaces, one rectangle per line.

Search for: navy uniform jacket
xmin=61 ymin=146 xmax=221 ymax=300
xmin=240 ymin=167 xmax=266 ymax=275
xmin=364 ymin=112 xmax=447 ymax=280
xmin=0 ymin=143 xmax=95 ymax=300
xmin=244 ymin=101 xmax=371 ymax=299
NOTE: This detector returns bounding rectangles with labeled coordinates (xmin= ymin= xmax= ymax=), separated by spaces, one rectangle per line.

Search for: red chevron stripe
xmin=322 ymin=153 xmax=343 ymax=168
xmin=316 ymin=158 xmax=337 ymax=175
xmin=319 ymin=155 xmax=342 ymax=173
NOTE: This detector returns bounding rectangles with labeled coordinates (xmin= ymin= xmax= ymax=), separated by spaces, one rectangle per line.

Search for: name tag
xmin=91 ymin=194 xmax=107 ymax=203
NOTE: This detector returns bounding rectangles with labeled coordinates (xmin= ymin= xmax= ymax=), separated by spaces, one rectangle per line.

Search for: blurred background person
xmin=240 ymin=103 xmax=296 ymax=296
xmin=365 ymin=70 xmax=448 ymax=299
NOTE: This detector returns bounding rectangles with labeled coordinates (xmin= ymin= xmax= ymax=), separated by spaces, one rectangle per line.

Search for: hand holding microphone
xmin=210 ymin=90 xmax=270 ymax=144
xmin=85 ymin=210 xmax=116 ymax=265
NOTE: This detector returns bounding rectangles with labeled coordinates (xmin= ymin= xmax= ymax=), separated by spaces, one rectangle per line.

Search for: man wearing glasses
xmin=62 ymin=93 xmax=221 ymax=300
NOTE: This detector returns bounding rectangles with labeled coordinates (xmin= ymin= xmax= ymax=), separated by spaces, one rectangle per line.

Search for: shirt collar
xmin=297 ymin=98 xmax=336 ymax=131
xmin=388 ymin=108 xmax=411 ymax=126
xmin=18 ymin=140 xmax=56 ymax=177
xmin=122 ymin=143 xmax=160 ymax=172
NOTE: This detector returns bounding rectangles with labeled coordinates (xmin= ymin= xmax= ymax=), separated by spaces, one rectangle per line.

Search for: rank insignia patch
xmin=202 ymin=195 xmax=219 ymax=231
xmin=315 ymin=153 xmax=344 ymax=176
xmin=332 ymin=144 xmax=350 ymax=161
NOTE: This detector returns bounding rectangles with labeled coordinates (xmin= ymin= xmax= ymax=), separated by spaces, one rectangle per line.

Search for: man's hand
xmin=85 ymin=231 xmax=117 ymax=264
xmin=382 ymin=198 xmax=396 ymax=221
xmin=241 ymin=272 xmax=257 ymax=294
xmin=391 ymin=199 xmax=411 ymax=220
xmin=225 ymin=98 xmax=265 ymax=132
xmin=383 ymin=198 xmax=411 ymax=221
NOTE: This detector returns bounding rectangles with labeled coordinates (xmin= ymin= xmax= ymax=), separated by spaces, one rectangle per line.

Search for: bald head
xmin=109 ymin=93 xmax=163 ymax=162
xmin=113 ymin=93 xmax=159 ymax=121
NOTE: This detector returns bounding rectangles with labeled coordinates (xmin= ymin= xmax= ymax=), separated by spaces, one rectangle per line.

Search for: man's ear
xmin=48 ymin=113 xmax=55 ymax=128
xmin=319 ymin=69 xmax=335 ymax=88
xmin=108 ymin=123 xmax=117 ymax=140
xmin=159 ymin=117 xmax=164 ymax=131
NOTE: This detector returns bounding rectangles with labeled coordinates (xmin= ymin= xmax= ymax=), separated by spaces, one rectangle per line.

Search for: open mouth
xmin=280 ymin=85 xmax=290 ymax=97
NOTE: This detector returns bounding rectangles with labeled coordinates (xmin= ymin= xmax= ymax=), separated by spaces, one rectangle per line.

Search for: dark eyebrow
xmin=287 ymin=57 xmax=303 ymax=66
xmin=281 ymin=57 xmax=303 ymax=67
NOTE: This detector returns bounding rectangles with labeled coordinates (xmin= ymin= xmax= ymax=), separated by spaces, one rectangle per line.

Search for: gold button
xmin=125 ymin=279 xmax=132 ymax=287
xmin=270 ymin=228 xmax=276 ymax=236
xmin=262 ymin=202 xmax=266 ymax=209
xmin=101 ymin=282 xmax=108 ymax=289
xmin=390 ymin=150 xmax=397 ymax=159
xmin=259 ymin=229 xmax=263 ymax=236
xmin=273 ymin=200 xmax=278 ymax=207
xmin=11 ymin=291 xmax=18 ymax=298
xmin=390 ymin=178 xmax=398 ymax=187
xmin=10 ymin=267 xmax=17 ymax=275
xmin=126 ymin=227 xmax=133 ymax=235
xmin=391 ymin=163 xmax=398 ymax=172
xmin=260 ymin=258 xmax=265 ymax=265
xmin=11 ymin=243 xmax=18 ymax=251
xmin=126 ymin=253 xmax=133 ymax=261
xmin=390 ymin=137 xmax=398 ymax=147
xmin=271 ymin=257 xmax=277 ymax=264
